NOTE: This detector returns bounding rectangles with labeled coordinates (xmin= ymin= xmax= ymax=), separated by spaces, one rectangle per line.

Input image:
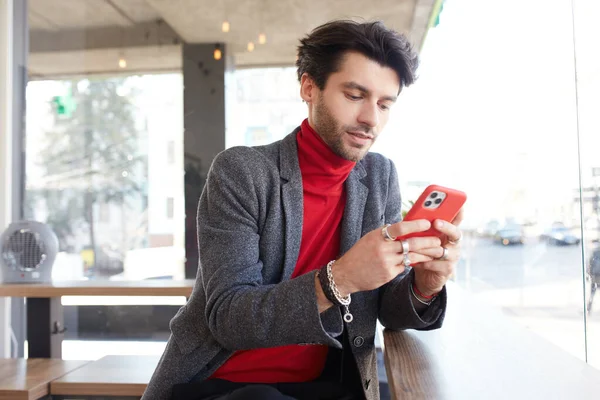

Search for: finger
xmin=414 ymin=260 xmax=456 ymax=276
xmin=393 ymin=251 xmax=434 ymax=267
xmin=433 ymin=219 xmax=462 ymax=243
xmin=378 ymin=227 xmax=407 ymax=253
xmin=401 ymin=237 xmax=442 ymax=252
xmin=413 ymin=247 xmax=444 ymax=260
xmin=383 ymin=240 xmax=407 ymax=254
xmin=390 ymin=219 xmax=431 ymax=238
xmin=452 ymin=208 xmax=465 ymax=226
xmin=416 ymin=246 xmax=460 ymax=261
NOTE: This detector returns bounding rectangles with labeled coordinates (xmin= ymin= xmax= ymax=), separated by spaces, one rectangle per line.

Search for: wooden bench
xmin=50 ymin=355 xmax=160 ymax=399
xmin=0 ymin=358 xmax=89 ymax=400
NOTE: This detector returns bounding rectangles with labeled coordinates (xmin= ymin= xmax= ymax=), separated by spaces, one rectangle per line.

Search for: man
xmin=587 ymin=245 xmax=600 ymax=315
xmin=143 ymin=20 xmax=463 ymax=400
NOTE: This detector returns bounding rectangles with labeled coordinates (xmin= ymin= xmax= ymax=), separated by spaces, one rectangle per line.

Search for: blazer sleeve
xmin=197 ymin=148 xmax=343 ymax=351
xmin=377 ymin=159 xmax=447 ymax=331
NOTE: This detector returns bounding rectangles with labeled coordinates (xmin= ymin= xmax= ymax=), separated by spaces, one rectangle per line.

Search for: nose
xmin=357 ymin=101 xmax=379 ymax=129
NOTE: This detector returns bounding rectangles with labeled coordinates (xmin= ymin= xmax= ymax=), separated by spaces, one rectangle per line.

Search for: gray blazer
xmin=142 ymin=129 xmax=447 ymax=400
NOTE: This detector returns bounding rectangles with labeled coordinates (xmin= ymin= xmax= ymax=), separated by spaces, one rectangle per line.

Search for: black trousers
xmin=172 ymin=332 xmax=365 ymax=400
xmin=171 ymin=379 xmax=357 ymax=400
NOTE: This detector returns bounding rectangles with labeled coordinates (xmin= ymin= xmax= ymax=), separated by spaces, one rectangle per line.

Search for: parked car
xmin=494 ymin=225 xmax=525 ymax=246
xmin=541 ymin=226 xmax=581 ymax=246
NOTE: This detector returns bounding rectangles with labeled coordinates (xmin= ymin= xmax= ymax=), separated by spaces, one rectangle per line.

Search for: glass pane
xmin=573 ymin=0 xmax=600 ymax=368
xmin=25 ymin=75 xmax=185 ymax=281
xmin=374 ymin=0 xmax=588 ymax=361
xmin=25 ymin=0 xmax=185 ymax=360
xmin=228 ymin=67 xmax=304 ymax=148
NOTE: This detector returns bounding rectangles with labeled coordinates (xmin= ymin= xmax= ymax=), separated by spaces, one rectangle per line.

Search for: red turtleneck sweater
xmin=210 ymin=119 xmax=355 ymax=383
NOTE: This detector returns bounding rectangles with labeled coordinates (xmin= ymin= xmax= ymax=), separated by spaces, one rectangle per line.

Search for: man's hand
xmin=411 ymin=209 xmax=464 ymax=296
xmin=331 ymin=219 xmax=441 ymax=296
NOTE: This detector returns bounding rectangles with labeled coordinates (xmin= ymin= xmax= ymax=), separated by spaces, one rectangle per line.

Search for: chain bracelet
xmin=325 ymin=260 xmax=353 ymax=322
xmin=326 ymin=260 xmax=350 ymax=305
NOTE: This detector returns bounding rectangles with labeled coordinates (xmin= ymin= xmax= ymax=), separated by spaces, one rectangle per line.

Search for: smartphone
xmin=396 ymin=184 xmax=467 ymax=240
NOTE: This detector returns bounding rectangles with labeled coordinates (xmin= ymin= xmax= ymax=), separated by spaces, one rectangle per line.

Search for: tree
xmin=33 ymin=78 xmax=147 ymax=270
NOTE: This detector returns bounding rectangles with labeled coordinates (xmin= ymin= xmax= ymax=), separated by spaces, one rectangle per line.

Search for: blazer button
xmin=353 ymin=336 xmax=365 ymax=347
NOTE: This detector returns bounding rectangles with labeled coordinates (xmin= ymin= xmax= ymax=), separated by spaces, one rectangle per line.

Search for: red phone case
xmin=397 ymin=184 xmax=467 ymax=240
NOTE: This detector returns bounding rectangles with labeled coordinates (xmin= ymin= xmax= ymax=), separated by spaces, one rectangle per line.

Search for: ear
xmin=300 ymin=73 xmax=317 ymax=104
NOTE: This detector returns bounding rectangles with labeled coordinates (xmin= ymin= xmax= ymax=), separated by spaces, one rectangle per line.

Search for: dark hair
xmin=296 ymin=20 xmax=419 ymax=91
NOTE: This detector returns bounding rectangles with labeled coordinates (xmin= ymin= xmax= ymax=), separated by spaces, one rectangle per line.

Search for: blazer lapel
xmin=278 ymin=128 xmax=369 ymax=277
xmin=280 ymin=129 xmax=304 ymax=281
xmin=340 ymin=163 xmax=368 ymax=256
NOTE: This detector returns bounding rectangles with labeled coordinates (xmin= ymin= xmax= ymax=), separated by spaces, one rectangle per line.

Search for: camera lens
xmin=424 ymin=201 xmax=432 ymax=207
xmin=435 ymin=198 xmax=442 ymax=204
xmin=430 ymin=192 xmax=438 ymax=199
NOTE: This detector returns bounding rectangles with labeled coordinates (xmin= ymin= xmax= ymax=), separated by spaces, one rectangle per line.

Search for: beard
xmin=313 ymin=97 xmax=374 ymax=162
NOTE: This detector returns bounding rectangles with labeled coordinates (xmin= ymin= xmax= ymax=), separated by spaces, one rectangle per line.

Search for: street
xmin=453 ymin=234 xmax=600 ymax=370
xmin=459 ymin=235 xmax=585 ymax=290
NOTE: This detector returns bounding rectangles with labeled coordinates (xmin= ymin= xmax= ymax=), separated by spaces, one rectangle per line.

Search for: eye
xmin=379 ymin=103 xmax=391 ymax=111
xmin=346 ymin=94 xmax=362 ymax=101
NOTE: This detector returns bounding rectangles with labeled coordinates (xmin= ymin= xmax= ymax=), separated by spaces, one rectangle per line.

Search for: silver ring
xmin=403 ymin=253 xmax=411 ymax=268
xmin=449 ymin=232 xmax=463 ymax=245
xmin=439 ymin=247 xmax=449 ymax=261
xmin=382 ymin=224 xmax=396 ymax=241
xmin=401 ymin=239 xmax=410 ymax=255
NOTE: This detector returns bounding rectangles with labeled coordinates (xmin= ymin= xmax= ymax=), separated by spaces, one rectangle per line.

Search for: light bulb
xmin=258 ymin=33 xmax=267 ymax=44
xmin=222 ymin=21 xmax=230 ymax=32
xmin=247 ymin=42 xmax=255 ymax=52
xmin=214 ymin=48 xmax=222 ymax=60
xmin=118 ymin=58 xmax=127 ymax=68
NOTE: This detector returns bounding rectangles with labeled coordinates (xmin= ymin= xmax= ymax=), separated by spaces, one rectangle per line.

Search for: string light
xmin=214 ymin=44 xmax=222 ymax=60
xmin=247 ymin=42 xmax=255 ymax=52
xmin=118 ymin=27 xmax=127 ymax=69
xmin=258 ymin=33 xmax=267 ymax=45
xmin=222 ymin=21 xmax=230 ymax=32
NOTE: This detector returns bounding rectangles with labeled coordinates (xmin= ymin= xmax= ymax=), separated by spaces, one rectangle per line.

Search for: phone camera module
xmin=434 ymin=198 xmax=442 ymax=204
xmin=424 ymin=200 xmax=432 ymax=207
xmin=430 ymin=192 xmax=438 ymax=199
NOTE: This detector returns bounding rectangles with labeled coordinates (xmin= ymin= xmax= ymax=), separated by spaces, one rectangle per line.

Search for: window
xmin=372 ymin=0 xmax=599 ymax=367
xmin=227 ymin=67 xmax=305 ymax=148
xmin=25 ymin=74 xmax=185 ymax=359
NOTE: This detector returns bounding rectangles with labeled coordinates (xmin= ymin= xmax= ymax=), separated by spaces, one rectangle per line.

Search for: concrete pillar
xmin=183 ymin=43 xmax=232 ymax=279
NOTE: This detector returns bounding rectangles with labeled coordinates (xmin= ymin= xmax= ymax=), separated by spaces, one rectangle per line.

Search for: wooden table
xmin=0 ymin=358 xmax=89 ymax=400
xmin=383 ymin=282 xmax=600 ymax=399
xmin=50 ymin=355 xmax=160 ymax=399
xmin=0 ymin=280 xmax=195 ymax=358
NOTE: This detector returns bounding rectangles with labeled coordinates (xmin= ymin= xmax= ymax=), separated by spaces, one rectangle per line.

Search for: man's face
xmin=306 ymin=51 xmax=400 ymax=162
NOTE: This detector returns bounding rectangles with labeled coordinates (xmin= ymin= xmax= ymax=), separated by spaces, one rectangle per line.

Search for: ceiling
xmin=28 ymin=0 xmax=437 ymax=77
